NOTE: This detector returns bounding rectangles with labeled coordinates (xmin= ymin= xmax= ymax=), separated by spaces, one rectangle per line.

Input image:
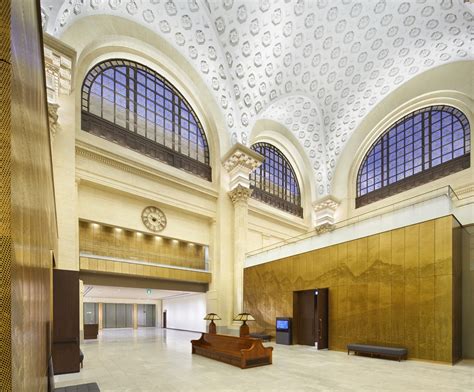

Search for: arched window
xmin=356 ymin=105 xmax=470 ymax=207
xmin=81 ymin=59 xmax=211 ymax=180
xmin=250 ymin=143 xmax=303 ymax=217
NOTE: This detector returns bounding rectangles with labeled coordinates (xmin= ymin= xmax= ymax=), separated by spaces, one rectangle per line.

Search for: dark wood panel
xmin=294 ymin=290 xmax=315 ymax=346
xmin=53 ymin=270 xmax=79 ymax=374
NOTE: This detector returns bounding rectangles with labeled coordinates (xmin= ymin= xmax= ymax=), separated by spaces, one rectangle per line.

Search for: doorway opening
xmin=293 ymin=288 xmax=328 ymax=349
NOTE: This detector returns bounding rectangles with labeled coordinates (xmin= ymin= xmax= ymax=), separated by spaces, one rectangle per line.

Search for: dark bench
xmin=191 ymin=333 xmax=273 ymax=369
xmin=347 ymin=343 xmax=407 ymax=361
xmin=55 ymin=383 xmax=100 ymax=392
xmin=249 ymin=332 xmax=272 ymax=342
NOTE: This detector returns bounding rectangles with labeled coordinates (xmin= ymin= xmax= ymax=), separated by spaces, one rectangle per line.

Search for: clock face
xmin=141 ymin=206 xmax=167 ymax=232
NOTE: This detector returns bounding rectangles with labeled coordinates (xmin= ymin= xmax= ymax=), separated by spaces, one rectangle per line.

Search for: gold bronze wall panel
xmin=80 ymin=257 xmax=211 ymax=284
xmin=0 ymin=0 xmax=12 ymax=388
xmin=79 ymin=221 xmax=206 ymax=270
xmin=244 ymin=216 xmax=459 ymax=363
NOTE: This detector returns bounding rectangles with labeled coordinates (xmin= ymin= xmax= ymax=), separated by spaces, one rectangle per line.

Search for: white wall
xmin=162 ymin=293 xmax=206 ymax=333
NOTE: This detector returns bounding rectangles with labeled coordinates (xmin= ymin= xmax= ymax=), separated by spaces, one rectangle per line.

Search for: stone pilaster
xmin=43 ymin=33 xmax=75 ymax=140
xmin=313 ymin=196 xmax=340 ymax=234
xmin=223 ymin=144 xmax=263 ymax=317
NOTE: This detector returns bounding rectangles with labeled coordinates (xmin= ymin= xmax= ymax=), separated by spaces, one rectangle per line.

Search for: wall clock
xmin=141 ymin=206 xmax=167 ymax=232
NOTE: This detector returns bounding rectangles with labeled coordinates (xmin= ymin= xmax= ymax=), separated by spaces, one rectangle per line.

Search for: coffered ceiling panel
xmin=41 ymin=0 xmax=473 ymax=197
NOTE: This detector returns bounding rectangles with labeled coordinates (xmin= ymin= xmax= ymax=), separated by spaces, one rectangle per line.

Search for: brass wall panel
xmin=244 ymin=216 xmax=459 ymax=363
xmin=0 ymin=0 xmax=58 ymax=390
xmin=80 ymin=257 xmax=211 ymax=284
xmin=79 ymin=220 xmax=206 ymax=270
xmin=0 ymin=0 xmax=12 ymax=388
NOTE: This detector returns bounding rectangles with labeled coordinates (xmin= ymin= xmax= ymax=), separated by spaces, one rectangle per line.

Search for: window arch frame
xmin=356 ymin=105 xmax=470 ymax=208
xmin=81 ymin=58 xmax=211 ymax=181
xmin=250 ymin=142 xmax=303 ymax=217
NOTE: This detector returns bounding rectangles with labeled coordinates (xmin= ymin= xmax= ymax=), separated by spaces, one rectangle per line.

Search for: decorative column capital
xmin=228 ymin=185 xmax=253 ymax=205
xmin=48 ymin=103 xmax=60 ymax=140
xmin=313 ymin=195 xmax=340 ymax=233
xmin=222 ymin=143 xmax=264 ymax=191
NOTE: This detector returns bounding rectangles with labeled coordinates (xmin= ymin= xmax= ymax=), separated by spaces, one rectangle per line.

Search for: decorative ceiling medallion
xmin=141 ymin=206 xmax=167 ymax=232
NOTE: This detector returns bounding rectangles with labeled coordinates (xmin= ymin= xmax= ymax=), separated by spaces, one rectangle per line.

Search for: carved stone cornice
xmin=43 ymin=35 xmax=74 ymax=104
xmin=313 ymin=196 xmax=340 ymax=212
xmin=222 ymin=143 xmax=264 ymax=191
xmin=228 ymin=185 xmax=253 ymax=205
xmin=222 ymin=143 xmax=264 ymax=174
xmin=43 ymin=33 xmax=75 ymax=139
xmin=313 ymin=195 xmax=340 ymax=229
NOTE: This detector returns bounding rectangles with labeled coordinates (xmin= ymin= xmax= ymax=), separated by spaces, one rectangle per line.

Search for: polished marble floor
xmin=55 ymin=328 xmax=474 ymax=392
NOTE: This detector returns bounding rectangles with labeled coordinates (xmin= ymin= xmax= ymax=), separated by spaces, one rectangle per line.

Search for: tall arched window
xmin=356 ymin=105 xmax=470 ymax=207
xmin=250 ymin=143 xmax=303 ymax=217
xmin=81 ymin=59 xmax=211 ymax=180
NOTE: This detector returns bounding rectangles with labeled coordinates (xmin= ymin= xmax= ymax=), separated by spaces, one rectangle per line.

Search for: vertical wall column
xmin=98 ymin=303 xmax=103 ymax=330
xmin=133 ymin=304 xmax=138 ymax=329
xmin=223 ymin=144 xmax=263 ymax=318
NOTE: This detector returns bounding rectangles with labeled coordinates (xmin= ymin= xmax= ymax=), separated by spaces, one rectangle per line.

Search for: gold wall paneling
xmin=243 ymin=216 xmax=461 ymax=363
xmin=80 ymin=271 xmax=208 ymax=293
xmin=0 ymin=0 xmax=58 ymax=390
xmin=80 ymin=257 xmax=211 ymax=284
xmin=79 ymin=220 xmax=206 ymax=270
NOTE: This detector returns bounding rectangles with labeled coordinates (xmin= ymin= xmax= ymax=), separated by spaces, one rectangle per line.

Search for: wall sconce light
xmin=203 ymin=313 xmax=221 ymax=334
xmin=233 ymin=312 xmax=255 ymax=337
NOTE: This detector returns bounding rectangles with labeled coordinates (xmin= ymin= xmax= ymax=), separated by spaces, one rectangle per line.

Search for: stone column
xmin=98 ymin=303 xmax=103 ymax=330
xmin=133 ymin=304 xmax=138 ymax=329
xmin=223 ymin=144 xmax=263 ymax=317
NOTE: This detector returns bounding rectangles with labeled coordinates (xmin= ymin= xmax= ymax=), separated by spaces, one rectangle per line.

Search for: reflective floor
xmin=55 ymin=328 xmax=474 ymax=392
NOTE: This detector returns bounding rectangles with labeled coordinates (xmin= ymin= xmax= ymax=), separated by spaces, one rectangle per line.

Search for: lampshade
xmin=233 ymin=312 xmax=255 ymax=322
xmin=203 ymin=313 xmax=221 ymax=321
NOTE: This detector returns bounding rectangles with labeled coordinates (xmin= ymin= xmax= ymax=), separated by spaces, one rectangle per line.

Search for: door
xmin=316 ymin=288 xmax=329 ymax=349
xmin=163 ymin=310 xmax=167 ymax=328
xmin=294 ymin=290 xmax=315 ymax=345
xmin=138 ymin=305 xmax=156 ymax=327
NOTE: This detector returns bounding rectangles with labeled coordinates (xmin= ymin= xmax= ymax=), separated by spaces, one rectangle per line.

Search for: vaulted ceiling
xmin=41 ymin=0 xmax=473 ymax=196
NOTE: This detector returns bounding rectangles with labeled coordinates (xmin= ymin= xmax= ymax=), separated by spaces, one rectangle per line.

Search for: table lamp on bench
xmin=233 ymin=312 xmax=255 ymax=337
xmin=204 ymin=313 xmax=221 ymax=334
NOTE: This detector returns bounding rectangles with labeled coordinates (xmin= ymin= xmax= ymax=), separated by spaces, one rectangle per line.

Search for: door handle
xmin=319 ymin=318 xmax=322 ymax=340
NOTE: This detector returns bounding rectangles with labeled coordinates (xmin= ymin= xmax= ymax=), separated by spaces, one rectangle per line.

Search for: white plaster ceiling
xmin=41 ymin=0 xmax=474 ymax=197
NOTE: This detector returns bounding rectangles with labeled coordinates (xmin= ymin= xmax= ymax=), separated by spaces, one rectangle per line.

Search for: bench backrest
xmin=201 ymin=333 xmax=256 ymax=351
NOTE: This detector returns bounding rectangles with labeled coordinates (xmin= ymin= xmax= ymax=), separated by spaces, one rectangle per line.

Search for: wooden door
xmin=52 ymin=269 xmax=80 ymax=374
xmin=294 ymin=290 xmax=315 ymax=345
xmin=316 ymin=288 xmax=329 ymax=349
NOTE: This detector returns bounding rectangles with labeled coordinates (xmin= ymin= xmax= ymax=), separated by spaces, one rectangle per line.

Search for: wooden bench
xmin=191 ymin=333 xmax=273 ymax=369
xmin=347 ymin=343 xmax=408 ymax=361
